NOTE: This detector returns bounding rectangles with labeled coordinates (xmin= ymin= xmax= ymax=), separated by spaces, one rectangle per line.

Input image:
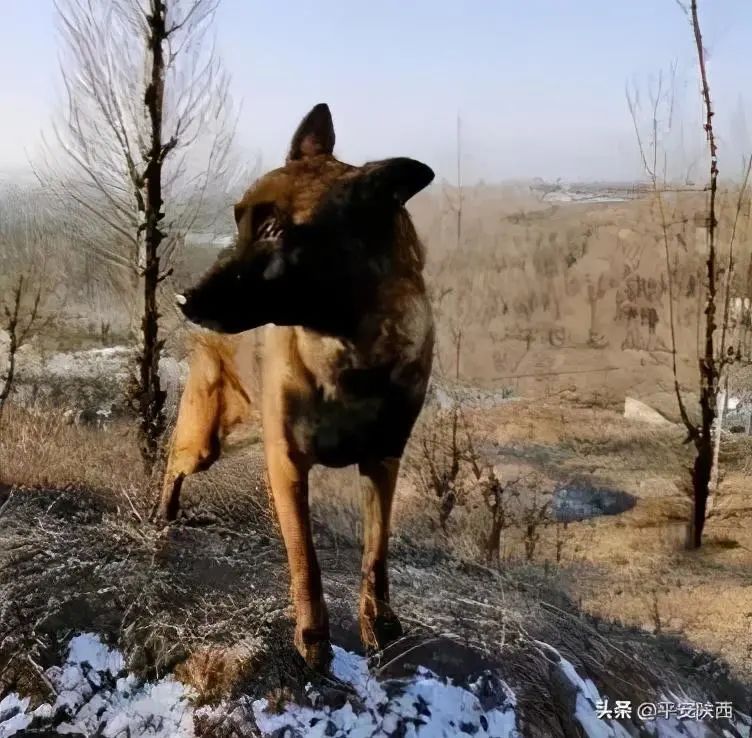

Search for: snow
xmin=252 ymin=646 xmax=517 ymax=737
xmin=1 ymin=633 xmax=750 ymax=737
xmin=44 ymin=346 xmax=132 ymax=381
xmin=0 ymin=634 xmax=194 ymax=737
xmin=66 ymin=633 xmax=126 ymax=678
xmin=0 ymin=694 xmax=32 ymax=738
xmin=544 ymin=191 xmax=630 ymax=203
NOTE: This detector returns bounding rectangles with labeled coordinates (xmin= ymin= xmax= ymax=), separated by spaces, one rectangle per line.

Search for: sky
xmin=1 ymin=0 xmax=751 ymax=183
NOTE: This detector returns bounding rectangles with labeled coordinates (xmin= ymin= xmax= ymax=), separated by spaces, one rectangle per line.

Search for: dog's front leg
xmin=266 ymin=442 xmax=331 ymax=671
xmin=358 ymin=456 xmax=404 ymax=653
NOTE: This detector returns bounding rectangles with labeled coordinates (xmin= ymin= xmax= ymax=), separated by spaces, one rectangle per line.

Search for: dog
xmin=159 ymin=103 xmax=435 ymax=670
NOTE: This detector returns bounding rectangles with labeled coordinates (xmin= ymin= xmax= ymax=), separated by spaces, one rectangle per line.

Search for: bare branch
xmin=626 ymin=71 xmax=697 ymax=438
xmin=719 ymin=155 xmax=752 ymax=364
xmin=37 ymin=0 xmax=247 ymax=469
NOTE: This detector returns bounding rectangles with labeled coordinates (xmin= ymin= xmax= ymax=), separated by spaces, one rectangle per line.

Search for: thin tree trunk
xmin=0 ymin=279 xmax=26 ymax=422
xmin=0 ymin=304 xmax=20 ymax=422
xmin=686 ymin=0 xmax=720 ymax=549
xmin=485 ymin=515 xmax=503 ymax=565
xmin=136 ymin=0 xmax=168 ymax=469
xmin=688 ymin=435 xmax=713 ymax=548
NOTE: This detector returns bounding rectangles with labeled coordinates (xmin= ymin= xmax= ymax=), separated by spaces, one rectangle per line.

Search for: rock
xmin=624 ymin=397 xmax=672 ymax=425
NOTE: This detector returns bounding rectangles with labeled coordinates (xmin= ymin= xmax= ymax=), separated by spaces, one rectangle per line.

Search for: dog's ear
xmin=288 ymin=103 xmax=335 ymax=161
xmin=358 ymin=158 xmax=435 ymax=206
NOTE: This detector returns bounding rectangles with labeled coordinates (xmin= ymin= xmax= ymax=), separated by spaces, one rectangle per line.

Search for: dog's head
xmin=177 ymin=103 xmax=434 ymax=336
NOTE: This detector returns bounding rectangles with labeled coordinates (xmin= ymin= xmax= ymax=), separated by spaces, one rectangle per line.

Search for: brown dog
xmin=158 ymin=103 xmax=435 ymax=670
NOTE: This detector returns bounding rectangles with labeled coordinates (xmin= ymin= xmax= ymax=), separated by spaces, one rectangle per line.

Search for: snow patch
xmin=0 ymin=694 xmax=32 ymax=738
xmin=252 ymin=646 xmax=518 ymax=738
xmin=44 ymin=346 xmax=132 ymax=381
xmin=0 ymin=633 xmax=194 ymax=737
xmin=537 ymin=641 xmax=751 ymax=738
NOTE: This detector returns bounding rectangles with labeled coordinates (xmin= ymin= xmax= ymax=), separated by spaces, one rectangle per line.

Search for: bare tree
xmin=586 ymin=272 xmax=609 ymax=348
xmin=530 ymin=177 xmax=563 ymax=202
xmin=40 ymin=0 xmax=243 ymax=469
xmin=0 ymin=279 xmax=43 ymax=423
xmin=628 ymin=1 xmax=752 ymax=547
xmin=677 ymin=0 xmax=741 ymax=547
xmin=480 ymin=468 xmax=517 ymax=565
xmin=0 ymin=188 xmax=60 ymax=421
xmin=410 ymin=315 xmax=491 ymax=533
xmin=415 ymin=330 xmax=466 ymax=530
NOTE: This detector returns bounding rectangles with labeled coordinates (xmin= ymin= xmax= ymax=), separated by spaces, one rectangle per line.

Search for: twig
xmin=0 ymin=491 xmax=14 ymax=519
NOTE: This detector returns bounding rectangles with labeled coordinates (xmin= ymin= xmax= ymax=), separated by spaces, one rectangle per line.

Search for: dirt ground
xmin=307 ymin=397 xmax=752 ymax=683
xmin=458 ymin=400 xmax=752 ymax=680
xmin=0 ymin=462 xmax=749 ymax=737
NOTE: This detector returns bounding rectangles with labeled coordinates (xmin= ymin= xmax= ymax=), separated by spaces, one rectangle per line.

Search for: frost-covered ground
xmin=1 ymin=342 xmax=185 ymax=422
xmin=1 ymin=634 xmax=749 ymax=738
xmin=250 ymin=647 xmax=516 ymax=738
xmin=0 ymin=634 xmax=193 ymax=738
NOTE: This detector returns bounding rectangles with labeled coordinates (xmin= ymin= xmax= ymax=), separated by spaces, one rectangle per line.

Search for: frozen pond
xmin=552 ymin=485 xmax=636 ymax=522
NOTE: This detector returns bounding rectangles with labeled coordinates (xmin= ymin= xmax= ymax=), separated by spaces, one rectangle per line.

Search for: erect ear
xmin=359 ymin=158 xmax=435 ymax=206
xmin=288 ymin=103 xmax=336 ymax=161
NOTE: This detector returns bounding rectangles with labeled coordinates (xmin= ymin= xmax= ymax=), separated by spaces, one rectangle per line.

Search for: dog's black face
xmin=177 ymin=105 xmax=434 ymax=337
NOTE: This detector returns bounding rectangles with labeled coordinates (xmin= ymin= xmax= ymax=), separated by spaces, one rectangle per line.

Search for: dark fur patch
xmin=284 ymin=365 xmax=424 ymax=468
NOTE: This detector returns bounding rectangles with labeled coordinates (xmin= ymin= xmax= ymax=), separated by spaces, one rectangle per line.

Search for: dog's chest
xmin=287 ymin=300 xmax=432 ymax=466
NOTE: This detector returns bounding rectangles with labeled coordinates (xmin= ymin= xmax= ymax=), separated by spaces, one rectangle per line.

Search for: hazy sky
xmin=1 ymin=0 xmax=751 ymax=182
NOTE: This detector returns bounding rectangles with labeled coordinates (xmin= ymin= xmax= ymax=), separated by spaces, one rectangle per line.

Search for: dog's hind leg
xmin=358 ymin=456 xmax=403 ymax=653
xmin=156 ymin=346 xmax=223 ymax=522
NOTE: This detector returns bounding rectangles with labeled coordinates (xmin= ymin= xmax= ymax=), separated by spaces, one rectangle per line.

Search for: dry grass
xmin=0 ymin=387 xmax=750 ymax=730
xmin=0 ymin=373 xmax=750 ymax=686
xmin=394 ymin=400 xmax=752 ymax=680
xmin=0 ymin=402 xmax=150 ymax=507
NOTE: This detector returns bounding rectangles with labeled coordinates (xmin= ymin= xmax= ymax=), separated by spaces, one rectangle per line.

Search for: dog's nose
xmin=175 ymin=293 xmax=187 ymax=306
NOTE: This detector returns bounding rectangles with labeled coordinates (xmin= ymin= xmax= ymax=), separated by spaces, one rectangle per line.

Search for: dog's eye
xmin=256 ymin=217 xmax=283 ymax=242
xmin=252 ymin=202 xmax=284 ymax=243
